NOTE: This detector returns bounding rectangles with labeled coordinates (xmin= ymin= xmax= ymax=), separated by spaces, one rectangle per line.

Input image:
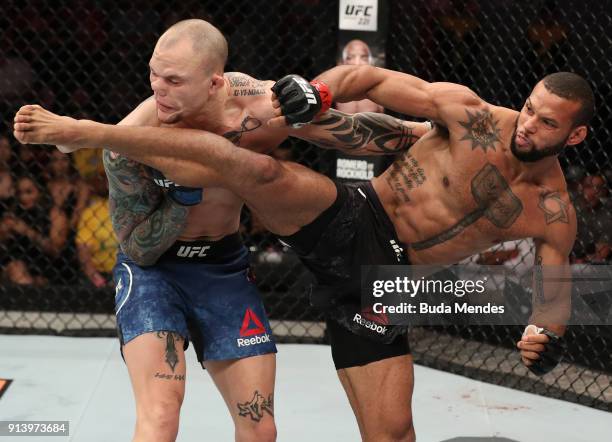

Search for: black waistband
xmin=358 ymin=181 xmax=409 ymax=264
xmin=160 ymin=232 xmax=245 ymax=262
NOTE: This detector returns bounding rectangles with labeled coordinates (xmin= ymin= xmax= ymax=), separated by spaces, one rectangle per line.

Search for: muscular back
xmin=373 ymin=105 xmax=576 ymax=265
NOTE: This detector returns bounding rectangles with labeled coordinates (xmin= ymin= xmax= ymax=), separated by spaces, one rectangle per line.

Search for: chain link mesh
xmin=387 ymin=0 xmax=611 ymax=411
xmin=0 ymin=0 xmax=610 ymax=411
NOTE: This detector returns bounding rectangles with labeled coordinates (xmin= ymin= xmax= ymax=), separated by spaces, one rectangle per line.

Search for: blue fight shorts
xmin=113 ymin=232 xmax=277 ymax=362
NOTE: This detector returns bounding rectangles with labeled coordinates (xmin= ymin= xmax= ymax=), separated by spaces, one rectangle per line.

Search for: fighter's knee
xmin=136 ymin=396 xmax=182 ymax=435
xmin=365 ymin=413 xmax=415 ymax=442
xmin=236 ymin=419 xmax=277 ymax=442
xmin=389 ymin=415 xmax=415 ymax=442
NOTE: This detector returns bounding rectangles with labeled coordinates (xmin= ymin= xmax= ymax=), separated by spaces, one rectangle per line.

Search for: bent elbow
xmin=254 ymin=155 xmax=283 ymax=186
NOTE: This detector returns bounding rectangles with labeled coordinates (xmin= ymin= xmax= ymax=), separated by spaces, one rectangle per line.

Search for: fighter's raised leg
xmin=14 ymin=105 xmax=337 ymax=236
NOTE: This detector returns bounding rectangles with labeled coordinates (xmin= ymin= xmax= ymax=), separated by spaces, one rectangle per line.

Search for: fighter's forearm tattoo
xmin=227 ymin=72 xmax=267 ymax=97
xmin=538 ymin=191 xmax=570 ymax=224
xmin=155 ymin=331 xmax=183 ymax=374
xmin=104 ymin=150 xmax=189 ymax=266
xmin=237 ymin=391 xmax=274 ymax=422
xmin=223 ymin=116 xmax=262 ymax=146
xmin=458 ymin=108 xmax=502 ymax=152
xmin=533 ymin=255 xmax=545 ymax=304
xmin=385 ymin=152 xmax=427 ymax=202
xmin=412 ymin=163 xmax=522 ymax=250
xmin=310 ymin=109 xmax=420 ymax=154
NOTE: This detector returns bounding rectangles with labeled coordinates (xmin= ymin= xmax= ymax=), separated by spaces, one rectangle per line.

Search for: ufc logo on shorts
xmin=293 ymin=77 xmax=317 ymax=104
xmin=389 ymin=239 xmax=404 ymax=262
xmin=176 ymin=245 xmax=211 ymax=258
xmin=153 ymin=178 xmax=176 ymax=188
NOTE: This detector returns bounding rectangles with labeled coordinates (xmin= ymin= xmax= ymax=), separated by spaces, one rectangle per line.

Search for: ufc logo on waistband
xmin=153 ymin=178 xmax=176 ymax=188
xmin=294 ymin=77 xmax=317 ymax=104
xmin=177 ymin=245 xmax=211 ymax=258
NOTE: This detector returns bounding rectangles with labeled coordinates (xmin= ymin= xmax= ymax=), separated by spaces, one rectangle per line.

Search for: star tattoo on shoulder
xmin=458 ymin=108 xmax=502 ymax=152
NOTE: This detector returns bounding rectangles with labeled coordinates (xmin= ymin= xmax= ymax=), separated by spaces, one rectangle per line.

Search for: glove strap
xmin=310 ymin=80 xmax=332 ymax=114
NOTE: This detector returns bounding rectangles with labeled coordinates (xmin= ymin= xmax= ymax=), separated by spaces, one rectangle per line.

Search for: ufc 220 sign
xmin=339 ymin=0 xmax=378 ymax=32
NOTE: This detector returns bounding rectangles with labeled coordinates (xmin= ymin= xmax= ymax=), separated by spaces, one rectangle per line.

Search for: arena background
xmin=0 ymin=0 xmax=610 ymax=412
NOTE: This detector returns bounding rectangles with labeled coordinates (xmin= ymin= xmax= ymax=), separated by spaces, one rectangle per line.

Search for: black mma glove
xmin=271 ymin=75 xmax=332 ymax=127
xmin=522 ymin=325 xmax=566 ymax=376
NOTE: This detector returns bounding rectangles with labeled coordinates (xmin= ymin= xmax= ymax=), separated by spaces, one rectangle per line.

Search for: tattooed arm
xmin=226 ymin=71 xmax=430 ymax=155
xmin=100 ymin=99 xmax=190 ymax=267
xmin=515 ymin=189 xmax=576 ymax=372
xmin=529 ymin=190 xmax=577 ymax=336
xmin=290 ymin=109 xmax=431 ymax=155
xmin=103 ymin=150 xmax=189 ymax=266
xmin=104 ymin=151 xmax=190 ymax=266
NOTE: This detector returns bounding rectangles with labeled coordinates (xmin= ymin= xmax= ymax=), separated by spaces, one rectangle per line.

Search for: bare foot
xmin=13 ymin=105 xmax=85 ymax=151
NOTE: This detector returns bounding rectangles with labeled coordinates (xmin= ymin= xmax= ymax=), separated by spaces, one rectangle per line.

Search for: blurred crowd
xmin=1 ymin=0 xmax=610 ymax=290
xmin=0 ymin=136 xmax=117 ymax=287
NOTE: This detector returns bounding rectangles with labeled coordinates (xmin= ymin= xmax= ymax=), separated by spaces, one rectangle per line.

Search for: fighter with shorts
xmin=15 ymin=19 xmax=429 ymax=442
xmin=14 ymin=64 xmax=589 ymax=442
xmin=280 ymin=180 xmax=411 ymax=369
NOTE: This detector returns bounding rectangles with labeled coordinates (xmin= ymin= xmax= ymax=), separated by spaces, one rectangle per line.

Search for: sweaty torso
xmin=372 ymin=106 xmax=572 ymax=264
xmin=161 ymin=73 xmax=288 ymax=240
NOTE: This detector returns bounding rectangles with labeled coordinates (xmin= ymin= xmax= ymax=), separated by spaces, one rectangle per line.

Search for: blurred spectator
xmin=586 ymin=242 xmax=611 ymax=265
xmin=46 ymin=150 xmax=90 ymax=230
xmin=429 ymin=0 xmax=482 ymax=84
xmin=0 ymin=55 xmax=34 ymax=105
xmin=0 ymin=136 xmax=13 ymax=169
xmin=76 ymin=173 xmax=117 ymax=288
xmin=574 ymin=174 xmax=612 ymax=263
xmin=565 ymin=164 xmax=585 ymax=203
xmin=0 ymin=170 xmax=15 ymax=232
xmin=71 ymin=144 xmax=106 ymax=182
xmin=1 ymin=176 xmax=71 ymax=285
xmin=14 ymin=144 xmax=47 ymax=178
xmin=335 ymin=40 xmax=384 ymax=114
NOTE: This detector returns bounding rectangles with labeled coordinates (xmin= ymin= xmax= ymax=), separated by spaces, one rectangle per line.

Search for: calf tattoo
xmin=237 ymin=391 xmax=274 ymax=422
xmin=312 ymin=109 xmax=420 ymax=154
xmin=412 ymin=163 xmax=522 ymax=250
xmin=458 ymin=108 xmax=501 ymax=152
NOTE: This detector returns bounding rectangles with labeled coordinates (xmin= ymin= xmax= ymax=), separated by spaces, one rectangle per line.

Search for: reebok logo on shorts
xmin=237 ymin=308 xmax=271 ymax=347
xmin=353 ymin=313 xmax=388 ymax=335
